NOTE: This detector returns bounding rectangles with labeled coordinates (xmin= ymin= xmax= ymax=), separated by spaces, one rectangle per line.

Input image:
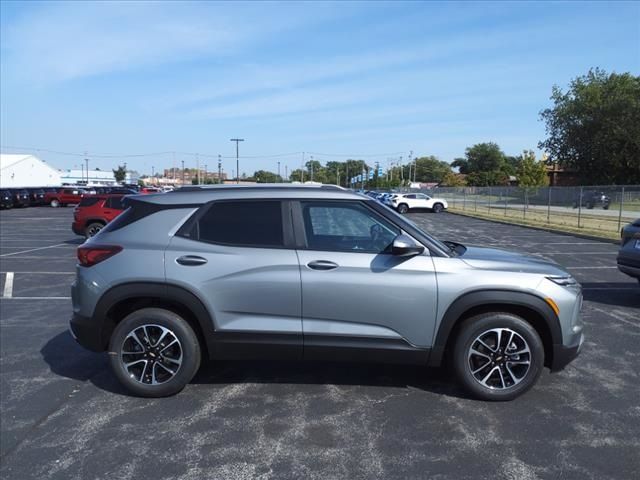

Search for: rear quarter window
xmin=78 ymin=197 xmax=101 ymax=207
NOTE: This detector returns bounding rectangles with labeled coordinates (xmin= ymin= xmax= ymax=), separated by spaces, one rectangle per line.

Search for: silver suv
xmin=70 ymin=185 xmax=584 ymax=400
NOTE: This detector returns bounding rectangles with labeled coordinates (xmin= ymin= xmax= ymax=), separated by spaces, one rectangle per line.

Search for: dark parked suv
xmin=573 ymin=190 xmax=610 ymax=210
xmin=71 ymin=185 xmax=583 ymax=400
xmin=1 ymin=190 xmax=13 ymax=209
xmin=617 ymin=219 xmax=640 ymax=283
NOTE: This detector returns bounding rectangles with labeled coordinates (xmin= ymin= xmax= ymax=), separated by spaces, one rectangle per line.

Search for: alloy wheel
xmin=467 ymin=328 xmax=531 ymax=390
xmin=121 ymin=324 xmax=183 ymax=385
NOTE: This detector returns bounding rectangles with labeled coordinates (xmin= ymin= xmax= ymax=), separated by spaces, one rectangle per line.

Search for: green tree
xmin=517 ymin=150 xmax=549 ymax=187
xmin=440 ymin=171 xmax=467 ymax=187
xmin=112 ymin=164 xmax=127 ymax=183
xmin=253 ymin=170 xmax=279 ymax=183
xmin=465 ymin=142 xmax=505 ymax=172
xmin=539 ymin=68 xmax=640 ymax=184
xmin=412 ymin=156 xmax=452 ymax=183
xmin=451 ymin=158 xmax=469 ymax=174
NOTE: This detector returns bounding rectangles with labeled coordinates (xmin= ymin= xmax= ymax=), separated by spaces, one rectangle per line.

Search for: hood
xmin=459 ymin=246 xmax=570 ymax=276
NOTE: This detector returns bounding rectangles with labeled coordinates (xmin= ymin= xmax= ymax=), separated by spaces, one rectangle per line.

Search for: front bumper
xmin=69 ymin=312 xmax=104 ymax=352
xmin=551 ymin=333 xmax=584 ymax=372
xmin=71 ymin=222 xmax=84 ymax=236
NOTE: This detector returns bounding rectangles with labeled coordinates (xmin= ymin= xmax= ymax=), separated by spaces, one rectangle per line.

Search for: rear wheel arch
xmin=429 ymin=290 xmax=560 ymax=368
xmin=94 ymin=282 xmax=215 ymax=359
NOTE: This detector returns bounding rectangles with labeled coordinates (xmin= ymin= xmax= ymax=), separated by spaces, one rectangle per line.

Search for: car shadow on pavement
xmin=582 ymin=283 xmax=640 ymax=308
xmin=42 ymin=331 xmax=471 ymax=399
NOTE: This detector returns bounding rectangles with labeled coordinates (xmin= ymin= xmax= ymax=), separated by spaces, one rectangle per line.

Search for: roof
xmin=0 ymin=154 xmax=36 ymax=169
xmin=131 ymin=184 xmax=365 ymax=205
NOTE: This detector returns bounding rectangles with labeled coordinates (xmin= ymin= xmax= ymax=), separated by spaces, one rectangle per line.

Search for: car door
xmin=294 ymin=200 xmax=439 ymax=357
xmin=165 ymin=199 xmax=303 ymax=358
xmin=415 ymin=193 xmax=430 ymax=209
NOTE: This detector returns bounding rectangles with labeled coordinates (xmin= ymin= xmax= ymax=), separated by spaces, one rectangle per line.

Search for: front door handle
xmin=176 ymin=255 xmax=208 ymax=266
xmin=307 ymin=260 xmax=339 ymax=271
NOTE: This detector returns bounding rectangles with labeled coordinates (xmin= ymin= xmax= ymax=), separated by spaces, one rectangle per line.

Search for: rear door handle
xmin=176 ymin=255 xmax=208 ymax=266
xmin=307 ymin=260 xmax=339 ymax=271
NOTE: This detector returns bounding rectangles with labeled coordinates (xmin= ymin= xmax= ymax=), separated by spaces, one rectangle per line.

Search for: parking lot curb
xmin=447 ymin=210 xmax=621 ymax=245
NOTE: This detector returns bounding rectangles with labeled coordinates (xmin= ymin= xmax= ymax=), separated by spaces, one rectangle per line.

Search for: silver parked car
xmin=70 ymin=185 xmax=584 ymax=400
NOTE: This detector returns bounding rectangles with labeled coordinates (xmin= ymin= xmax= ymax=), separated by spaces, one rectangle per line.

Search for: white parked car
xmin=390 ymin=193 xmax=448 ymax=213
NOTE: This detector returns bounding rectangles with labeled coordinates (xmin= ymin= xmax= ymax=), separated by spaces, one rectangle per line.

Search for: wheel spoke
xmin=156 ymin=362 xmax=176 ymax=375
xmin=477 ymin=338 xmax=497 ymax=352
xmin=153 ymin=328 xmax=170 ymax=348
xmin=471 ymin=361 xmax=491 ymax=375
xmin=470 ymin=347 xmax=491 ymax=360
xmin=505 ymin=364 xmax=519 ymax=385
xmin=160 ymin=338 xmax=179 ymax=353
xmin=480 ymin=366 xmax=499 ymax=386
xmin=497 ymin=368 xmax=506 ymax=389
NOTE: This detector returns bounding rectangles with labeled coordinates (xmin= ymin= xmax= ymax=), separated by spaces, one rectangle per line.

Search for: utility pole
xmin=204 ymin=164 xmax=208 ymax=184
xmin=277 ymin=161 xmax=281 ymax=183
xmin=218 ymin=154 xmax=222 ymax=184
xmin=84 ymin=151 xmax=89 ymax=185
xmin=285 ymin=165 xmax=288 ymax=182
xmin=230 ymin=138 xmax=244 ymax=184
xmin=336 ymin=166 xmax=340 ymax=186
xmin=411 ymin=150 xmax=416 ymax=183
xmin=196 ymin=153 xmax=200 ymax=185
xmin=181 ymin=160 xmax=185 ymax=185
xmin=310 ymin=155 xmax=314 ymax=182
xmin=400 ymin=156 xmax=404 ymax=183
xmin=124 ymin=162 xmax=127 ymax=185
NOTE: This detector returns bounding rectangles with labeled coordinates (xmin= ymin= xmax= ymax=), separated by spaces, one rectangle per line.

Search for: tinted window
xmin=301 ymin=201 xmax=399 ymax=253
xmin=78 ymin=197 xmax=101 ymax=207
xmin=105 ymin=196 xmax=125 ymax=209
xmin=404 ymin=194 xmax=416 ymax=199
xmin=198 ymin=201 xmax=283 ymax=247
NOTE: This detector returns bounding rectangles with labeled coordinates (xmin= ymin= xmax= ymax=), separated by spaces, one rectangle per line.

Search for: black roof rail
xmin=172 ymin=184 xmax=346 ymax=193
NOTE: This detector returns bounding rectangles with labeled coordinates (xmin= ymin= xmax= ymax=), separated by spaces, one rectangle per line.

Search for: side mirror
xmin=391 ymin=234 xmax=425 ymax=257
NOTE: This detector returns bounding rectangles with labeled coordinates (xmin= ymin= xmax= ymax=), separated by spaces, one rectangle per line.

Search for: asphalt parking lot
xmin=1 ymin=206 xmax=639 ymax=479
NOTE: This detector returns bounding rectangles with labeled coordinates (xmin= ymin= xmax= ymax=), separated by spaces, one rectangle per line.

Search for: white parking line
xmin=3 ymin=272 xmax=14 ymax=298
xmin=0 ymin=271 xmax=75 ymax=274
xmin=0 ymin=296 xmax=71 ymax=300
xmin=0 ymin=244 xmax=68 ymax=257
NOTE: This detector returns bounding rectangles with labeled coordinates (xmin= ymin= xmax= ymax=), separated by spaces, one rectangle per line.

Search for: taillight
xmin=77 ymin=245 xmax=122 ymax=267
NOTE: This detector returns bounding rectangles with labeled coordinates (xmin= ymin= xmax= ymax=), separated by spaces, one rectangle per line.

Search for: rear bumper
xmin=71 ymin=222 xmax=84 ymax=236
xmin=617 ymin=253 xmax=640 ymax=279
xmin=69 ymin=312 xmax=104 ymax=352
xmin=551 ymin=333 xmax=584 ymax=372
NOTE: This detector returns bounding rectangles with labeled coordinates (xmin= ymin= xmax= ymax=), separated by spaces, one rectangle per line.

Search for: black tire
xmin=586 ymin=202 xmax=593 ymax=209
xmin=603 ymin=205 xmax=609 ymax=210
xmin=452 ymin=312 xmax=544 ymax=401
xmin=397 ymin=203 xmax=409 ymax=214
xmin=432 ymin=203 xmax=444 ymax=213
xmin=108 ymin=308 xmax=201 ymax=397
xmin=84 ymin=222 xmax=105 ymax=238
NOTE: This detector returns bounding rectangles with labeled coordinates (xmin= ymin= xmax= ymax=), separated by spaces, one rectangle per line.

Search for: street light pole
xmin=204 ymin=164 xmax=208 ymax=184
xmin=218 ymin=155 xmax=222 ymax=184
xmin=181 ymin=160 xmax=185 ymax=185
xmin=84 ymin=151 xmax=89 ymax=185
xmin=230 ymin=138 xmax=244 ymax=184
xmin=277 ymin=161 xmax=281 ymax=183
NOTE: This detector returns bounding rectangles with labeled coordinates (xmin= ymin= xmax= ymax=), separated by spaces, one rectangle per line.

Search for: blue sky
xmin=1 ymin=0 xmax=638 ymax=176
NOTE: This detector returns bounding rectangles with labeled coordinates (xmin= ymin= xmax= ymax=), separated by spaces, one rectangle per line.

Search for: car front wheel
xmin=452 ymin=312 xmax=544 ymax=401
xmin=432 ymin=203 xmax=444 ymax=213
xmin=109 ymin=308 xmax=201 ymax=397
xmin=50 ymin=199 xmax=60 ymax=207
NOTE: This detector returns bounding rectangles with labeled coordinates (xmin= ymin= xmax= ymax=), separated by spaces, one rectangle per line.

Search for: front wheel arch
xmin=429 ymin=290 xmax=560 ymax=369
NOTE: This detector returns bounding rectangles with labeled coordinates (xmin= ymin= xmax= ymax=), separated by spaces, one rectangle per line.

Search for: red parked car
xmin=72 ymin=194 xmax=125 ymax=238
xmin=45 ymin=187 xmax=87 ymax=207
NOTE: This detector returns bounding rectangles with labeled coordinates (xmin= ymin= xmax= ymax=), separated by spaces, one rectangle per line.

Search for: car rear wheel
xmin=109 ymin=308 xmax=201 ymax=397
xmin=432 ymin=203 xmax=444 ymax=213
xmin=85 ymin=222 xmax=105 ymax=238
xmin=397 ymin=203 xmax=409 ymax=214
xmin=452 ymin=312 xmax=544 ymax=401
xmin=50 ymin=199 xmax=60 ymax=207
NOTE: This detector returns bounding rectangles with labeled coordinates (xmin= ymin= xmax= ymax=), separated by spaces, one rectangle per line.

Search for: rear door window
xmin=196 ymin=201 xmax=284 ymax=248
xmin=105 ymin=196 xmax=125 ymax=209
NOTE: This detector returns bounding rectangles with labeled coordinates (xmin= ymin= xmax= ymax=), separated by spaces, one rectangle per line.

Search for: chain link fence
xmin=419 ymin=185 xmax=640 ymax=236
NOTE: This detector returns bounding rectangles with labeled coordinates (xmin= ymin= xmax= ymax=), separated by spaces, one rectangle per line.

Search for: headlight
xmin=547 ymin=275 xmax=579 ymax=287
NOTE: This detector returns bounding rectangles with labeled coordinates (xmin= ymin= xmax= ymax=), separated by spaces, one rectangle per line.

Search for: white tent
xmin=0 ymin=154 xmax=61 ymax=188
